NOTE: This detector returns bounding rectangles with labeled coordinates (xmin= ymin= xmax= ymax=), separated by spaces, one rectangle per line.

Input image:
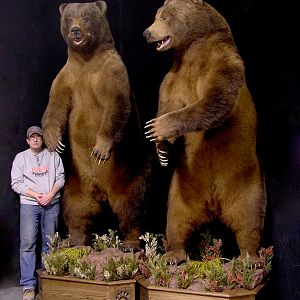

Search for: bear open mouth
xmin=156 ymin=36 xmax=172 ymax=51
xmin=69 ymin=33 xmax=91 ymax=47
xmin=74 ymin=36 xmax=83 ymax=45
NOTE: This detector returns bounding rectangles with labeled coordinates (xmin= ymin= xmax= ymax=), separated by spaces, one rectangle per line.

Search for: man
xmin=11 ymin=126 xmax=65 ymax=300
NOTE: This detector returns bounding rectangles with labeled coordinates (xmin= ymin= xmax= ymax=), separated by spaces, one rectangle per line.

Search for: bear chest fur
xmin=57 ymin=50 xmax=129 ymax=149
xmin=160 ymin=37 xmax=234 ymax=110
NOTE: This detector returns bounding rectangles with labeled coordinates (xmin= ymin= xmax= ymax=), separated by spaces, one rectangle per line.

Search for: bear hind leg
xmin=63 ymin=182 xmax=102 ymax=246
xmin=109 ymin=191 xmax=145 ymax=252
xmin=165 ymin=191 xmax=211 ymax=263
xmin=221 ymin=184 xmax=266 ymax=262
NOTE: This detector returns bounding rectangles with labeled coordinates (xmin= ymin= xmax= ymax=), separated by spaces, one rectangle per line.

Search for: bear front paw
xmin=120 ymin=240 xmax=141 ymax=253
xmin=163 ymin=249 xmax=188 ymax=264
xmin=91 ymin=139 xmax=113 ymax=164
xmin=144 ymin=113 xmax=178 ymax=141
xmin=45 ymin=139 xmax=65 ymax=154
xmin=43 ymin=129 xmax=64 ymax=153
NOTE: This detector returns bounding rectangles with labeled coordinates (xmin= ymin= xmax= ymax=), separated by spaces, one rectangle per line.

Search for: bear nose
xmin=143 ymin=29 xmax=152 ymax=39
xmin=71 ymin=26 xmax=81 ymax=37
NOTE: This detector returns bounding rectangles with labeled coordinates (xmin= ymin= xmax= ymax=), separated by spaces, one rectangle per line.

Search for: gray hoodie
xmin=11 ymin=148 xmax=65 ymax=205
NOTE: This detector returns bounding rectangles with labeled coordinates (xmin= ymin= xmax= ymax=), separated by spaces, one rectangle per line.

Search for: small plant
xmin=42 ymin=250 xmax=68 ymax=275
xmin=73 ymin=259 xmax=96 ymax=280
xmin=202 ymin=237 xmax=223 ymax=262
xmin=175 ymin=262 xmax=197 ymax=289
xmin=137 ymin=254 xmax=152 ymax=279
xmin=258 ymin=246 xmax=273 ymax=274
xmin=139 ymin=232 xmax=166 ymax=259
xmin=203 ymin=260 xmax=229 ymax=291
xmin=232 ymin=258 xmax=256 ymax=289
xmin=147 ymin=256 xmax=173 ymax=287
xmin=92 ymin=229 xmax=122 ymax=251
xmin=63 ymin=247 xmax=92 ymax=273
xmin=189 ymin=258 xmax=224 ymax=279
xmin=46 ymin=232 xmax=62 ymax=253
xmin=101 ymin=253 xmax=139 ymax=281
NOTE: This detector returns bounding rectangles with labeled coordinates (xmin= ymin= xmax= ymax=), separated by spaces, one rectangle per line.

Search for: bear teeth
xmin=157 ymin=39 xmax=165 ymax=49
xmin=156 ymin=37 xmax=171 ymax=50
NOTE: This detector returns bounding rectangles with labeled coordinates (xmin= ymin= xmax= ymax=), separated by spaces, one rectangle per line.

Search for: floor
xmin=0 ymin=286 xmax=23 ymax=300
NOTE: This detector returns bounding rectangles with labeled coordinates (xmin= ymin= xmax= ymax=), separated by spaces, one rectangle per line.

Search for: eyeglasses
xmin=28 ymin=135 xmax=42 ymax=141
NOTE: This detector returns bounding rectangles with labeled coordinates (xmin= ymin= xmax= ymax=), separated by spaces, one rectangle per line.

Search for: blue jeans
xmin=20 ymin=202 xmax=60 ymax=290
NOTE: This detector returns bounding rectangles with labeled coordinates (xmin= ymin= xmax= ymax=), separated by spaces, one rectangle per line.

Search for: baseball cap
xmin=27 ymin=126 xmax=43 ymax=138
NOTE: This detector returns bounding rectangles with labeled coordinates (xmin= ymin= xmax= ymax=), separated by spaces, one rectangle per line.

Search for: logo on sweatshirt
xmin=32 ymin=166 xmax=49 ymax=177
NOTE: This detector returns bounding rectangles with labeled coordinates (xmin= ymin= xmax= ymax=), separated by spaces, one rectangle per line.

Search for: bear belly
xmin=174 ymin=122 xmax=259 ymax=204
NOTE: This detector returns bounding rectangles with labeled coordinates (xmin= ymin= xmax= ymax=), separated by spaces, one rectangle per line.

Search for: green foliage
xmin=101 ymin=252 xmax=139 ymax=281
xmin=42 ymin=246 xmax=91 ymax=276
xmin=42 ymin=250 xmax=68 ymax=276
xmin=189 ymin=259 xmax=224 ymax=279
xmin=203 ymin=259 xmax=229 ymax=291
xmin=73 ymin=259 xmax=96 ymax=280
xmin=230 ymin=258 xmax=255 ymax=289
xmin=43 ymin=231 xmax=274 ymax=290
xmin=138 ymin=230 xmax=274 ymax=292
xmin=258 ymin=246 xmax=274 ymax=273
xmin=139 ymin=232 xmax=166 ymax=259
xmin=92 ymin=230 xmax=121 ymax=251
xmin=147 ymin=256 xmax=173 ymax=287
xmin=175 ymin=262 xmax=197 ymax=289
xmin=63 ymin=247 xmax=91 ymax=273
xmin=46 ymin=232 xmax=62 ymax=253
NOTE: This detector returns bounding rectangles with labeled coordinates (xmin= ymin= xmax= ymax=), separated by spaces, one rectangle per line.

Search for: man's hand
xmin=37 ymin=192 xmax=54 ymax=206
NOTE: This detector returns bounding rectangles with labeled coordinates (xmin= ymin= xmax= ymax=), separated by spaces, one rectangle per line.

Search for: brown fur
xmin=144 ymin=0 xmax=266 ymax=261
xmin=42 ymin=1 xmax=149 ymax=248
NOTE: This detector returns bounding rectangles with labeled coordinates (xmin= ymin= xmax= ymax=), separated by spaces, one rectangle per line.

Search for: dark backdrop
xmin=1 ymin=1 xmax=299 ymax=299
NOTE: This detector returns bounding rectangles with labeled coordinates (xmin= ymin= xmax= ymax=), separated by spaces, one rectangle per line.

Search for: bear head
xmin=59 ymin=1 xmax=114 ymax=52
xmin=143 ymin=0 xmax=229 ymax=51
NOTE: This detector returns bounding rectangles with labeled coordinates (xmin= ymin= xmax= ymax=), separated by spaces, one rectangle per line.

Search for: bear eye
xmin=66 ymin=15 xmax=73 ymax=23
xmin=82 ymin=16 xmax=89 ymax=22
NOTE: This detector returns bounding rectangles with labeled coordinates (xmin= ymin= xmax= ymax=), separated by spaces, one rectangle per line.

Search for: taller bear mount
xmin=144 ymin=0 xmax=266 ymax=262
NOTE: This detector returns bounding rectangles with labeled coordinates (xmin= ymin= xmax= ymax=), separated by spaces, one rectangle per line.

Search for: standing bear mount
xmin=143 ymin=0 xmax=266 ymax=263
xmin=42 ymin=1 xmax=150 ymax=251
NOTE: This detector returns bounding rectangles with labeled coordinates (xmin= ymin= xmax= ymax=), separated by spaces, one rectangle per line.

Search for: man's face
xmin=27 ymin=134 xmax=43 ymax=152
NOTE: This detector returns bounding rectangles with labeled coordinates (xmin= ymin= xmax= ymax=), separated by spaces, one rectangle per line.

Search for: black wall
xmin=1 ymin=1 xmax=299 ymax=299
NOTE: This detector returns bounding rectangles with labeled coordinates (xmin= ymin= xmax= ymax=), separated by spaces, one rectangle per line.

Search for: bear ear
xmin=59 ymin=3 xmax=68 ymax=15
xmin=95 ymin=1 xmax=107 ymax=15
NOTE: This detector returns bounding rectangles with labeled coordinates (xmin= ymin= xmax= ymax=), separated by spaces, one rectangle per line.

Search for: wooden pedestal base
xmin=37 ymin=269 xmax=136 ymax=300
xmin=138 ymin=279 xmax=264 ymax=300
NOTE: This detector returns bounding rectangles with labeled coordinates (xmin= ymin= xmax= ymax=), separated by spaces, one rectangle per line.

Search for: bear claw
xmin=145 ymin=119 xmax=154 ymax=126
xmin=157 ymin=149 xmax=168 ymax=166
xmin=91 ymin=149 xmax=108 ymax=164
xmin=98 ymin=158 xmax=106 ymax=164
xmin=55 ymin=140 xmax=65 ymax=153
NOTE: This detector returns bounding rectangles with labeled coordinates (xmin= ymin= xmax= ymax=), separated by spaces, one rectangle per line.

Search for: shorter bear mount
xmin=42 ymin=1 xmax=150 ymax=250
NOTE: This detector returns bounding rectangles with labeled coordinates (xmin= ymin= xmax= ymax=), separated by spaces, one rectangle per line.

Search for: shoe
xmin=23 ymin=288 xmax=36 ymax=300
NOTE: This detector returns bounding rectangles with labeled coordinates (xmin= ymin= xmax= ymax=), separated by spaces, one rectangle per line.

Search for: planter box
xmin=138 ymin=279 xmax=264 ymax=300
xmin=36 ymin=269 xmax=136 ymax=300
